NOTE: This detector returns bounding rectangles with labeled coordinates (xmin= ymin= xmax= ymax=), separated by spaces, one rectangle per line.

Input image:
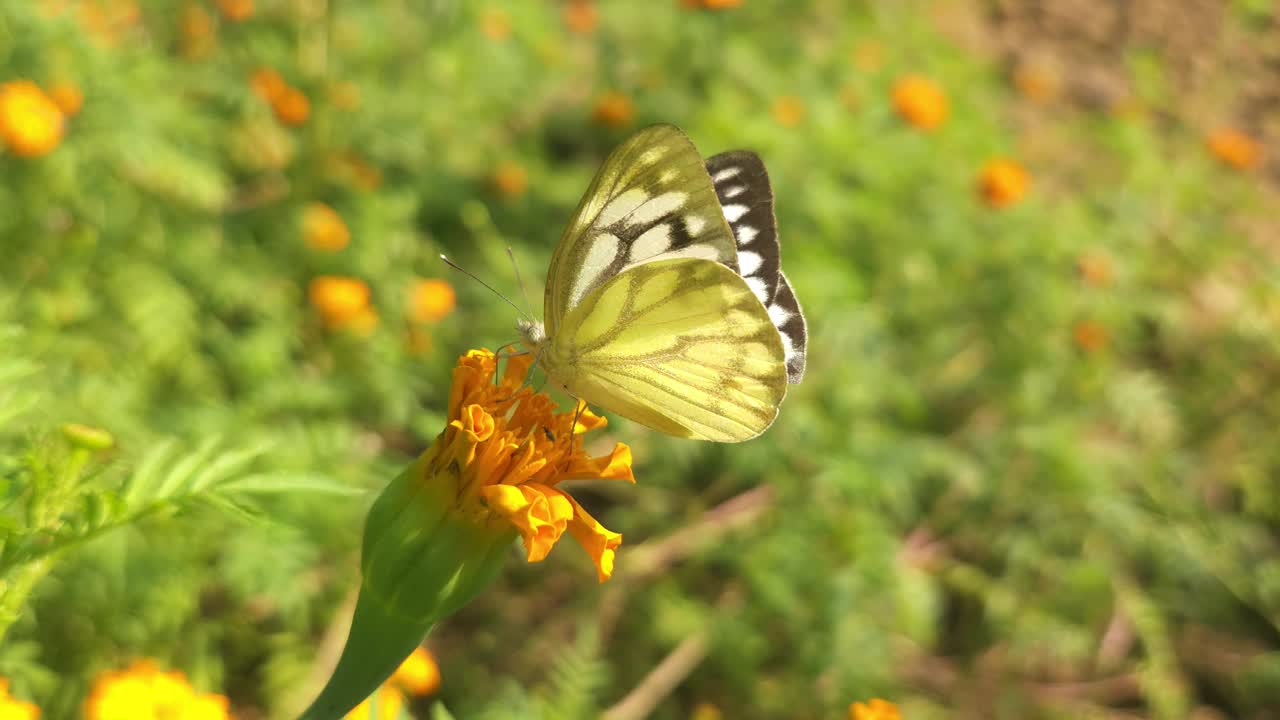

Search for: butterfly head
xmin=517 ymin=318 xmax=546 ymax=353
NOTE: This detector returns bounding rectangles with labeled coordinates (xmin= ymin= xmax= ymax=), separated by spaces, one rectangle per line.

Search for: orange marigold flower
xmin=0 ymin=679 xmax=39 ymax=720
xmin=180 ymin=2 xmax=216 ymax=58
xmin=390 ymin=647 xmax=440 ymax=696
xmin=301 ymin=202 xmax=351 ymax=252
xmin=1013 ymin=62 xmax=1059 ymax=104
xmin=1076 ymin=252 xmax=1112 ymax=287
xmin=409 ymin=278 xmax=457 ymax=323
xmin=272 ymin=86 xmax=311 ymax=127
xmin=310 ymin=276 xmax=377 ymax=333
xmin=771 ymin=95 xmax=805 ymax=128
xmin=216 ymin=0 xmax=253 ymax=21
xmin=86 ymin=661 xmax=230 ymax=720
xmin=344 ymin=686 xmax=403 ymax=720
xmin=1073 ymin=320 xmax=1107 ymax=353
xmin=892 ymin=74 xmax=948 ymax=131
xmin=977 ymin=158 xmax=1030 ymax=208
xmin=1206 ymin=128 xmax=1262 ymax=170
xmin=849 ymin=698 xmax=900 ymax=720
xmin=0 ymin=81 xmax=65 ymax=157
xmin=492 ymin=160 xmax=529 ymax=197
xmin=592 ymin=91 xmax=635 ymax=129
xmin=691 ymin=702 xmax=723 ymax=720
xmin=48 ymin=82 xmax=83 ymax=117
xmin=564 ymin=0 xmax=598 ymax=33
xmin=441 ymin=349 xmax=633 ymax=580
xmin=481 ymin=8 xmax=511 ymax=40
xmin=326 ymin=152 xmax=383 ymax=191
xmin=250 ymin=67 xmax=285 ymax=102
xmin=682 ymin=0 xmax=743 ymax=8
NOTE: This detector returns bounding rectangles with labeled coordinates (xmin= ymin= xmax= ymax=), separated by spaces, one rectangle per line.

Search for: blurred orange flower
xmin=1076 ymin=252 xmax=1112 ymax=288
xmin=492 ymin=160 xmax=529 ymax=197
xmin=311 ymin=276 xmax=378 ymax=334
xmin=216 ymin=0 xmax=253 ymax=21
xmin=301 ymin=202 xmax=350 ymax=252
xmin=70 ymin=0 xmax=141 ymax=47
xmin=481 ymin=8 xmax=511 ymax=40
xmin=593 ymin=91 xmax=635 ymax=128
xmin=892 ymin=74 xmax=948 ymax=131
xmin=681 ymin=0 xmax=743 ymax=8
xmin=272 ymin=86 xmax=311 ymax=127
xmin=180 ymin=2 xmax=217 ymax=58
xmin=691 ymin=702 xmax=723 ymax=720
xmin=977 ymin=158 xmax=1030 ymax=208
xmin=250 ymin=67 xmax=285 ymax=102
xmin=327 ymin=152 xmax=383 ymax=191
xmin=48 ymin=82 xmax=83 ymax=117
xmin=771 ymin=95 xmax=806 ymax=128
xmin=849 ymin=698 xmax=900 ymax=720
xmin=1013 ymin=62 xmax=1059 ymax=104
xmin=0 ymin=679 xmax=39 ymax=720
xmin=390 ymin=647 xmax=441 ymax=696
xmin=86 ymin=661 xmax=231 ymax=720
xmin=1073 ymin=321 xmax=1107 ymax=353
xmin=343 ymin=686 xmax=403 ymax=720
xmin=0 ymin=80 xmax=65 ymax=158
xmin=564 ymin=0 xmax=599 ymax=33
xmin=1206 ymin=128 xmax=1262 ymax=170
xmin=409 ymin=279 xmax=457 ymax=323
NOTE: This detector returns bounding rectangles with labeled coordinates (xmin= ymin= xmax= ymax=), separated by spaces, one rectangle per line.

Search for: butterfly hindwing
xmin=544 ymin=125 xmax=741 ymax=337
xmin=706 ymin=151 xmax=808 ymax=384
xmin=550 ymin=258 xmax=787 ymax=442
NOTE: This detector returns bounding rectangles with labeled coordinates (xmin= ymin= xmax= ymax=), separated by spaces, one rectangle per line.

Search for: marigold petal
xmin=563 ymin=495 xmax=622 ymax=582
xmin=482 ymin=483 xmax=573 ymax=562
xmin=391 ymin=647 xmax=441 ymax=696
xmin=563 ymin=442 xmax=634 ymax=483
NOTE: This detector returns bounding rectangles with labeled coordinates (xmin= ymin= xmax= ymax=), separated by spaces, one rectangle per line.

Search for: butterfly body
xmin=521 ymin=125 xmax=806 ymax=442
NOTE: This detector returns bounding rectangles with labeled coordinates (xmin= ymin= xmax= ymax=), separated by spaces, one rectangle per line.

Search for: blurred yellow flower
xmin=1073 ymin=320 xmax=1107 ymax=353
xmin=272 ymin=86 xmax=311 ymax=127
xmin=977 ymin=158 xmax=1030 ymax=209
xmin=1206 ymin=128 xmax=1262 ymax=171
xmin=563 ymin=0 xmax=599 ymax=34
xmin=443 ymin=349 xmax=634 ymax=581
xmin=180 ymin=2 xmax=217 ymax=58
xmin=481 ymin=8 xmax=511 ymax=40
xmin=390 ymin=647 xmax=441 ymax=696
xmin=771 ymin=95 xmax=806 ymax=128
xmin=0 ymin=80 xmax=65 ymax=158
xmin=1076 ymin=252 xmax=1112 ymax=288
xmin=302 ymin=202 xmax=351 ymax=252
xmin=343 ymin=686 xmax=403 ymax=720
xmin=250 ymin=67 xmax=286 ymax=102
xmin=329 ymin=81 xmax=361 ymax=111
xmin=892 ymin=74 xmax=948 ymax=131
xmin=48 ymin=82 xmax=83 ymax=117
xmin=0 ymin=679 xmax=39 ymax=720
xmin=310 ymin=276 xmax=378 ymax=334
xmin=216 ymin=0 xmax=254 ymax=22
xmin=691 ymin=701 xmax=722 ymax=720
xmin=327 ymin=152 xmax=383 ymax=191
xmin=849 ymin=698 xmax=900 ymax=720
xmin=408 ymin=278 xmax=457 ymax=323
xmin=86 ymin=661 xmax=231 ymax=720
xmin=492 ymin=160 xmax=529 ymax=198
xmin=593 ymin=91 xmax=635 ymax=129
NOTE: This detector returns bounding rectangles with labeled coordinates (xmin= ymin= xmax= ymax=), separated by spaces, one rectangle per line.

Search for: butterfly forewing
xmin=544 ymin=125 xmax=740 ymax=337
xmin=705 ymin=151 xmax=808 ymax=384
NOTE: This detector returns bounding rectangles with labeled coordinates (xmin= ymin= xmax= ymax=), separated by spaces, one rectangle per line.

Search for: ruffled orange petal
xmin=482 ymin=483 xmax=573 ymax=562
xmin=562 ymin=442 xmax=634 ymax=483
xmin=564 ymin=496 xmax=623 ymax=582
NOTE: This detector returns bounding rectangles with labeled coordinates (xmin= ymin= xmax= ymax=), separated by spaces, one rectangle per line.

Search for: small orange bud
xmin=409 ymin=279 xmax=457 ymax=323
xmin=492 ymin=161 xmax=528 ymax=197
xmin=849 ymin=698 xmax=901 ymax=720
xmin=390 ymin=647 xmax=441 ymax=696
xmin=592 ymin=91 xmax=634 ymax=129
xmin=892 ymin=74 xmax=948 ymax=131
xmin=272 ymin=86 xmax=311 ymax=126
xmin=1206 ymin=128 xmax=1262 ymax=170
xmin=692 ymin=702 xmax=723 ymax=720
xmin=699 ymin=0 xmax=743 ymax=8
xmin=771 ymin=95 xmax=805 ymax=128
xmin=216 ymin=0 xmax=254 ymax=21
xmin=48 ymin=82 xmax=84 ymax=117
xmin=0 ymin=80 xmax=65 ymax=157
xmin=563 ymin=0 xmax=598 ymax=33
xmin=481 ymin=8 xmax=511 ymax=40
xmin=310 ymin=276 xmax=376 ymax=333
xmin=1073 ymin=321 xmax=1107 ymax=353
xmin=1076 ymin=252 xmax=1112 ymax=287
xmin=977 ymin=158 xmax=1030 ymax=208
xmin=301 ymin=202 xmax=350 ymax=251
xmin=251 ymin=67 xmax=285 ymax=102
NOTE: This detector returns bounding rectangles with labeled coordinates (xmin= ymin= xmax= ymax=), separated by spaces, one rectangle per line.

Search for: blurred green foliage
xmin=2 ymin=1 xmax=1279 ymax=719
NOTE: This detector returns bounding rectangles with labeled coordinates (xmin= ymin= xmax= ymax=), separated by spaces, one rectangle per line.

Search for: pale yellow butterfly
xmin=517 ymin=125 xmax=805 ymax=442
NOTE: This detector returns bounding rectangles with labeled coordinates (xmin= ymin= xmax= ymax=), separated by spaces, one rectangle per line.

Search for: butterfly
xmin=517 ymin=124 xmax=807 ymax=442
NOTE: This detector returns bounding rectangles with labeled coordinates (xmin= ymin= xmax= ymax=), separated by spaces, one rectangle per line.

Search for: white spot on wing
xmin=735 ymin=225 xmax=758 ymax=245
xmin=745 ymin=276 xmax=769 ymax=302
xmin=722 ymin=185 xmax=745 ymax=198
xmin=630 ymin=224 xmax=673 ymax=261
xmin=630 ymin=192 xmax=687 ymax=226
xmin=713 ymin=166 xmax=741 ymax=183
xmin=571 ymin=233 xmax=620 ymax=304
xmin=686 ymin=215 xmax=707 ymax=236
xmin=739 ymin=251 xmax=763 ymax=275
xmin=768 ymin=302 xmax=793 ymax=327
xmin=639 ymin=147 xmax=666 ymax=165
xmin=722 ymin=204 xmax=748 ymax=223
xmin=597 ymin=189 xmax=648 ymax=228
xmin=634 ymin=245 xmax=723 ymax=267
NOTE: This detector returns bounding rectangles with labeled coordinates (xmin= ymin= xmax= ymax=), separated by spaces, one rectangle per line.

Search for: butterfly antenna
xmin=440 ymin=254 xmax=532 ymax=321
xmin=506 ymin=246 xmax=534 ymax=319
